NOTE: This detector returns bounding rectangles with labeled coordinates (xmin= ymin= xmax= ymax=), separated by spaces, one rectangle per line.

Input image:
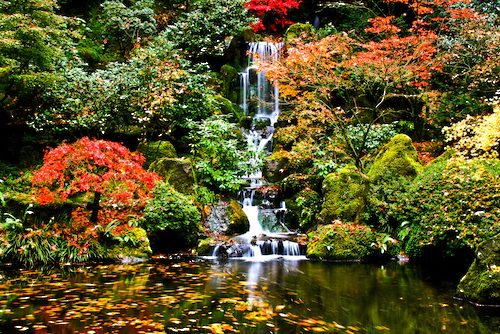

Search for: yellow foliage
xmin=444 ymin=103 xmax=500 ymax=160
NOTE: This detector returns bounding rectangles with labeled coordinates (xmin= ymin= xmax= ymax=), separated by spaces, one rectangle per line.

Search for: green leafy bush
xmin=31 ymin=35 xmax=217 ymax=140
xmin=292 ymin=187 xmax=322 ymax=232
xmin=142 ymin=182 xmax=202 ymax=250
xmin=100 ymin=0 xmax=156 ymax=56
xmin=390 ymin=157 xmax=500 ymax=258
xmin=161 ymin=0 xmax=254 ymax=57
xmin=188 ymin=116 xmax=257 ymax=192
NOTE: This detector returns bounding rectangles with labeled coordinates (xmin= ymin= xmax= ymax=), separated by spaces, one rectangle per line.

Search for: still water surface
xmin=0 ymin=256 xmax=499 ymax=333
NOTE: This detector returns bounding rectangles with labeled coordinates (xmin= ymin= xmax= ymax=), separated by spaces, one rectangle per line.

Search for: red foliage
xmin=413 ymin=141 xmax=443 ymax=165
xmin=245 ymin=0 xmax=302 ymax=32
xmin=32 ymin=137 xmax=161 ymax=207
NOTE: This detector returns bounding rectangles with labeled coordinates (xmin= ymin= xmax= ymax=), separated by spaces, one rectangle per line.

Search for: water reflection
xmin=0 ymin=258 xmax=499 ymax=333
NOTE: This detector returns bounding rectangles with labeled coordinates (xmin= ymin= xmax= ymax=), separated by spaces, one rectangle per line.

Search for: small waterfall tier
xmin=213 ymin=41 xmax=304 ymax=259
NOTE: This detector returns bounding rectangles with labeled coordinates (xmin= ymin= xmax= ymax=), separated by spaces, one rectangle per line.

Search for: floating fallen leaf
xmin=375 ymin=325 xmax=390 ymax=331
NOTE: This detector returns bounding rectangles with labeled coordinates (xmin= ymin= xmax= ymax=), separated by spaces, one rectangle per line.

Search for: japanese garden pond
xmin=0 ymin=256 xmax=499 ymax=333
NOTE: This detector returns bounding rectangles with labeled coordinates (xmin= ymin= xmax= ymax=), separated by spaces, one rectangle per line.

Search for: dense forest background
xmin=1 ymin=0 xmax=500 ymax=269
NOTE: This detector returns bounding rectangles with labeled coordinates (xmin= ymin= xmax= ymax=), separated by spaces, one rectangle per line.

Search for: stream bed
xmin=0 ymin=257 xmax=499 ymax=333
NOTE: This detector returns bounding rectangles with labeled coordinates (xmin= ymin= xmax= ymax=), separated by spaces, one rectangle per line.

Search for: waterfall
xmin=225 ymin=41 xmax=303 ymax=258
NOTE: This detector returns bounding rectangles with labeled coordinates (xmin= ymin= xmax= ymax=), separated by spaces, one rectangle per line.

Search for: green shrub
xmin=188 ymin=116 xmax=256 ymax=192
xmin=161 ymin=0 xmax=254 ymax=57
xmin=391 ymin=157 xmax=500 ymax=258
xmin=142 ymin=182 xmax=202 ymax=249
xmin=291 ymin=187 xmax=322 ymax=232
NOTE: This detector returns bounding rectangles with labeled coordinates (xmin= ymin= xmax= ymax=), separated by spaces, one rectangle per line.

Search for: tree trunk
xmin=89 ymin=191 xmax=101 ymax=223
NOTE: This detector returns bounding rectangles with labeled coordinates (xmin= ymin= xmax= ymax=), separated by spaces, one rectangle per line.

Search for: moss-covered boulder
xmin=240 ymin=27 xmax=255 ymax=42
xmin=319 ymin=165 xmax=370 ymax=224
xmin=220 ymin=65 xmax=239 ymax=103
xmin=285 ymin=23 xmax=313 ymax=42
xmin=207 ymin=199 xmax=249 ymax=237
xmin=137 ymin=141 xmax=177 ymax=169
xmin=148 ymin=158 xmax=195 ymax=194
xmin=368 ymin=134 xmax=422 ymax=183
xmin=264 ymin=153 xmax=290 ymax=184
xmin=457 ymin=234 xmax=500 ymax=305
xmin=197 ymin=237 xmax=217 ymax=255
xmin=107 ymin=227 xmax=152 ymax=261
xmin=213 ymin=95 xmax=242 ymax=121
xmin=306 ymin=221 xmax=376 ymax=260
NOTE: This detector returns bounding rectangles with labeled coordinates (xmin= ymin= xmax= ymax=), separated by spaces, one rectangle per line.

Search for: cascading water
xmin=212 ymin=41 xmax=303 ymax=258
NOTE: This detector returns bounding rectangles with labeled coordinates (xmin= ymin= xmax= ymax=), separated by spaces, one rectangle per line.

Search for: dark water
xmin=0 ymin=256 xmax=499 ymax=333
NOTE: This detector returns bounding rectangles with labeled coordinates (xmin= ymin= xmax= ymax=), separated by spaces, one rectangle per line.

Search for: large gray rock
xmin=207 ymin=199 xmax=249 ymax=237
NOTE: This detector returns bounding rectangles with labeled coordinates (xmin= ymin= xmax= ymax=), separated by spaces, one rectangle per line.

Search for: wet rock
xmin=197 ymin=238 xmax=217 ymax=256
xmin=457 ymin=234 xmax=500 ymax=305
xmin=207 ymin=199 xmax=249 ymax=238
xmin=264 ymin=154 xmax=289 ymax=183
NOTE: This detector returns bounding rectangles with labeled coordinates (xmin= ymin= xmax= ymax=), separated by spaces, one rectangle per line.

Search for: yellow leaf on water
xmin=311 ymin=327 xmax=326 ymax=332
xmin=375 ymin=325 xmax=390 ymax=331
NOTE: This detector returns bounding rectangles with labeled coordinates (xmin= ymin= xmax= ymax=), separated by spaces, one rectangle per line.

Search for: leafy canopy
xmin=245 ymin=0 xmax=302 ymax=32
xmin=262 ymin=0 xmax=482 ymax=169
xmin=31 ymin=137 xmax=161 ymax=206
xmin=0 ymin=0 xmax=81 ymax=118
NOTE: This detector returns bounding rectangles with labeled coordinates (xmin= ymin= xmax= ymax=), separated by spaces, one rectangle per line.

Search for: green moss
xmin=148 ymin=158 xmax=195 ymax=194
xmin=137 ymin=141 xmax=177 ymax=168
xmin=226 ymin=199 xmax=249 ymax=235
xmin=368 ymin=134 xmax=422 ymax=182
xmin=457 ymin=234 xmax=500 ymax=304
xmin=392 ymin=158 xmax=500 ymax=260
xmin=285 ymin=23 xmax=313 ymax=42
xmin=197 ymin=238 xmax=216 ymax=255
xmin=319 ymin=165 xmax=369 ymax=224
xmin=306 ymin=221 xmax=376 ymax=260
xmin=108 ymin=227 xmax=152 ymax=260
xmin=213 ymin=95 xmax=241 ymax=121
xmin=220 ymin=65 xmax=239 ymax=103
xmin=240 ymin=27 xmax=255 ymax=42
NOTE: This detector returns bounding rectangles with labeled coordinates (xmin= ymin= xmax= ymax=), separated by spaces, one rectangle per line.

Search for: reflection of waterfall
xmin=226 ymin=41 xmax=301 ymax=258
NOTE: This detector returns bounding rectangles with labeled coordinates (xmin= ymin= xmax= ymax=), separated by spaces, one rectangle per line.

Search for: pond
xmin=0 ymin=256 xmax=499 ymax=333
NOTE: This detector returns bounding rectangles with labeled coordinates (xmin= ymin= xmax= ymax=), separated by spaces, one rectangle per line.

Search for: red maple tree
xmin=260 ymin=0 xmax=482 ymax=169
xmin=32 ymin=137 xmax=161 ymax=222
xmin=245 ymin=0 xmax=302 ymax=32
